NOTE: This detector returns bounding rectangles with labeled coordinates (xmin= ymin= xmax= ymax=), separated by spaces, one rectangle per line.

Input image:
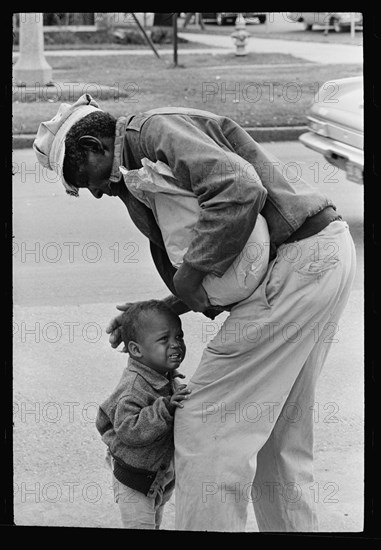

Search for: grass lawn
xmin=12 ymin=52 xmax=362 ymax=133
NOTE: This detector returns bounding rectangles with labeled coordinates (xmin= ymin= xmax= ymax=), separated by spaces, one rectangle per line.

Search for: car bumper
xmin=299 ymin=131 xmax=363 ymax=184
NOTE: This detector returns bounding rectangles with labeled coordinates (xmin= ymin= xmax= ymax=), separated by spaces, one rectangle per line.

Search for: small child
xmin=96 ymin=300 xmax=190 ymax=529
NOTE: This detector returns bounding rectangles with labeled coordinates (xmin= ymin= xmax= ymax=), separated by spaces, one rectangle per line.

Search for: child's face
xmin=135 ymin=310 xmax=186 ymax=375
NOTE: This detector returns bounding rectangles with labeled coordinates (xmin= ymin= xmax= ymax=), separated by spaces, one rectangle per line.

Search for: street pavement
xmin=12 ymin=142 xmax=364 ymax=531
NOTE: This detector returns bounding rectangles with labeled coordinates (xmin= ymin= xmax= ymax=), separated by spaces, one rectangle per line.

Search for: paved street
xmin=12 ymin=142 xmax=363 ymax=531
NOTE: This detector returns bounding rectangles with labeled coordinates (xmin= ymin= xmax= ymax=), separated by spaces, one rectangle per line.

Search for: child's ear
xmin=128 ymin=341 xmax=142 ymax=358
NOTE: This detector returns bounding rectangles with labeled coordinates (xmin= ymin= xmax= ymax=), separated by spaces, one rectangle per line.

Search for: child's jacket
xmin=96 ymin=357 xmax=178 ymax=497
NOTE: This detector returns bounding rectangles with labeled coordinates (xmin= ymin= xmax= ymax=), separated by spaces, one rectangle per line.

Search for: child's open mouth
xmin=169 ymin=353 xmax=182 ymax=361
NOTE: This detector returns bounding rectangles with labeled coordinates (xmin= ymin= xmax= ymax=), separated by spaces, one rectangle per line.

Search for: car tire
xmin=258 ymin=15 xmax=266 ymax=24
xmin=304 ymin=22 xmax=313 ymax=31
xmin=332 ymin=18 xmax=344 ymax=32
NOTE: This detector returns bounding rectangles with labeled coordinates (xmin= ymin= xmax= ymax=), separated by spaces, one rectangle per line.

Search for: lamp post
xmin=173 ymin=13 xmax=178 ymax=66
xmin=350 ymin=12 xmax=355 ymax=40
xmin=13 ymin=13 xmax=53 ymax=86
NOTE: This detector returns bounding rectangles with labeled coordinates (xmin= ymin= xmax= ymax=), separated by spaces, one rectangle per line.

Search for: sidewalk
xmin=12 ymin=47 xmax=228 ymax=57
xmin=179 ymin=32 xmax=363 ymax=65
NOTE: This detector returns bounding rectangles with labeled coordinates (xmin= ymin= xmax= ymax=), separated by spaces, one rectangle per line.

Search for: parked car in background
xmin=201 ymin=12 xmax=266 ymax=25
xmin=299 ymin=76 xmax=363 ymax=184
xmin=287 ymin=12 xmax=362 ymax=32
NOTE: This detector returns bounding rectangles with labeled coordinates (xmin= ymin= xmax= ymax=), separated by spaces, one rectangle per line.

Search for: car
xmin=201 ymin=12 xmax=266 ymax=25
xmin=286 ymin=12 xmax=362 ymax=32
xmin=299 ymin=76 xmax=363 ymax=184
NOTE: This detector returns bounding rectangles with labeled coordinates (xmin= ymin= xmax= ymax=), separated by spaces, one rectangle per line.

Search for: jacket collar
xmin=127 ymin=357 xmax=172 ymax=390
xmin=109 ymin=115 xmax=128 ymax=183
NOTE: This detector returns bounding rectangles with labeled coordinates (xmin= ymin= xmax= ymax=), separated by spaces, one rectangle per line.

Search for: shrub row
xmin=13 ymin=27 xmax=187 ymax=46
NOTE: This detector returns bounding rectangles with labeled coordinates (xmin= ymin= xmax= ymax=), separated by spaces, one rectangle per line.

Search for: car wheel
xmin=332 ymin=18 xmax=344 ymax=32
xmin=304 ymin=22 xmax=313 ymax=31
xmin=258 ymin=15 xmax=266 ymax=24
xmin=216 ymin=14 xmax=225 ymax=26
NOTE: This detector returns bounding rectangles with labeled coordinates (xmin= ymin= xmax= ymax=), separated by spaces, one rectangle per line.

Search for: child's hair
xmin=63 ymin=111 xmax=117 ymax=187
xmin=120 ymin=300 xmax=179 ymax=349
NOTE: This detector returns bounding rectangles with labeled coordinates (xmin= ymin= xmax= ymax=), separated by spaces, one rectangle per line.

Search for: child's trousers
xmin=174 ymin=221 xmax=356 ymax=532
xmin=107 ymin=452 xmax=175 ymax=529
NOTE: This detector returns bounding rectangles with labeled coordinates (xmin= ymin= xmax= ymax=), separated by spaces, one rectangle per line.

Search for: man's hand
xmin=105 ymin=298 xmax=191 ymax=352
xmin=105 ymin=302 xmax=135 ymax=352
xmin=174 ymin=280 xmax=211 ymax=313
xmin=105 ymin=284 xmax=225 ymax=352
xmin=169 ymin=384 xmax=191 ymax=409
xmin=173 ymin=262 xmax=211 ymax=312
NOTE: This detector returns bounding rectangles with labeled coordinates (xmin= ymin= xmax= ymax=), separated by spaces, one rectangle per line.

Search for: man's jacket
xmin=111 ymin=107 xmax=335 ymax=302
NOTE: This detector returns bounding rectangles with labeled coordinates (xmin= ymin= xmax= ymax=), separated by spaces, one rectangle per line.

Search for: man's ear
xmin=78 ymin=135 xmax=105 ymax=153
xmin=127 ymin=341 xmax=142 ymax=358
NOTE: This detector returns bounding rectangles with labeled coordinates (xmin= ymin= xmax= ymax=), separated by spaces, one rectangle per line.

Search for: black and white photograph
xmin=10 ymin=11 xmax=371 ymax=535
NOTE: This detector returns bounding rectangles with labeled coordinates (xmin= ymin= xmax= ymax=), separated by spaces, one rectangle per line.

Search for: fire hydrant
xmin=231 ymin=13 xmax=250 ymax=56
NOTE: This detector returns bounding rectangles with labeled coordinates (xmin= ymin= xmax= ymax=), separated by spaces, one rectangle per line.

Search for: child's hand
xmin=170 ymin=384 xmax=191 ymax=409
xmin=173 ymin=372 xmax=186 ymax=380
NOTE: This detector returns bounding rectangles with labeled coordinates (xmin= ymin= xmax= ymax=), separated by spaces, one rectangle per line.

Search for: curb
xmin=245 ymin=126 xmax=306 ymax=142
xmin=12 ymin=84 xmax=123 ymax=103
xmin=13 ymin=135 xmax=36 ymax=149
xmin=12 ymin=126 xmax=307 ymax=149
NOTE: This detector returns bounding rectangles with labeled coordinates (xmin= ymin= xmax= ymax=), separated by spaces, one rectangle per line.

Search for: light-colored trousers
xmin=174 ymin=221 xmax=356 ymax=532
xmin=106 ymin=450 xmax=175 ymax=529
xmin=112 ymin=472 xmax=174 ymax=529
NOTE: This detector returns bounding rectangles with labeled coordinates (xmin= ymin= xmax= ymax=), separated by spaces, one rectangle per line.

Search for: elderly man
xmin=33 ymin=93 xmax=356 ymax=532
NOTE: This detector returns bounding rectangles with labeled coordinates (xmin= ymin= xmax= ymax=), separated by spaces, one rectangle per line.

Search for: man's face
xmin=73 ymin=144 xmax=116 ymax=199
xmin=136 ymin=310 xmax=186 ymax=375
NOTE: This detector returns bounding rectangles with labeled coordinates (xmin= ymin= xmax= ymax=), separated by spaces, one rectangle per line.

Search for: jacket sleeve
xmin=113 ymin=394 xmax=174 ymax=447
xmin=150 ymin=231 xmax=226 ymax=320
xmin=139 ymin=114 xmax=268 ymax=277
xmin=95 ymin=406 xmax=112 ymax=436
